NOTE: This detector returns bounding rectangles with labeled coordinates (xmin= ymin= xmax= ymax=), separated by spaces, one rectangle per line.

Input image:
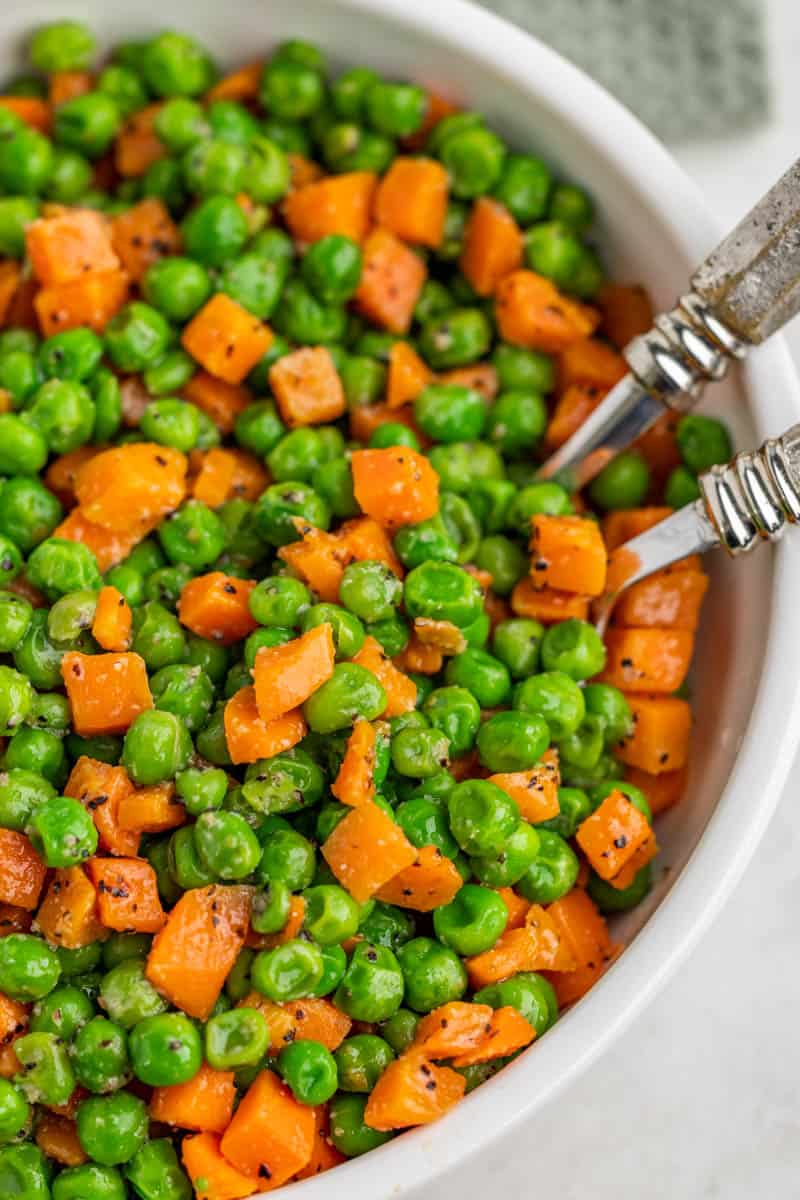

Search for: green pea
xmin=129 ymin=1013 xmax=202 ymax=1087
xmin=125 ymin=540 xmax=166 ymax=576
xmin=257 ymin=828 xmax=316 ymax=890
xmin=331 ymin=1034 xmax=393 ymax=1094
xmin=331 ymin=66 xmax=379 ymax=118
xmin=0 ymin=125 xmax=53 ymax=194
xmin=30 ymin=20 xmax=95 ymax=71
xmin=0 ymin=1078 xmax=29 ymax=1141
xmin=365 ymin=614 xmax=410 ymax=658
xmin=144 ymin=564 xmax=193 ymax=612
xmin=549 ymin=182 xmax=594 ymax=232
xmin=442 ymin=648 xmax=508 ymax=709
xmin=664 ymin=464 xmax=701 ymax=509
xmin=0 ymin=197 xmax=39 ymax=257
xmin=517 ymin=828 xmax=579 ymax=904
xmin=412 ymin=384 xmax=484 ymax=443
xmin=471 ymin=818 xmax=541 ymax=886
xmin=90 ymin=369 xmax=123 ymax=442
xmin=475 ymin=971 xmax=558 ymax=1036
xmin=404 ymin=561 xmax=484 ymax=629
xmin=422 ymin=686 xmax=480 ymax=757
xmin=181 ymin=195 xmax=248 ymax=266
xmin=193 ymin=810 xmax=261 ymax=881
xmin=30 ymin=983 xmax=93 ymax=1041
xmin=175 ymin=766 xmax=228 ymax=816
xmin=0 ymin=666 xmax=33 ymax=736
xmin=154 ymin=98 xmax=209 ymax=152
xmin=303 ymin=663 xmax=386 ymax=734
xmin=588 ymin=863 xmax=653 ymax=912
xmin=395 ymin=797 xmax=459 ymax=859
xmin=560 ymin=751 xmax=622 ymax=791
xmin=486 ymin=389 xmax=548 ymax=457
xmin=397 ymin=936 xmax=467 ymax=1013
xmin=104 ymin=302 xmax=170 ymax=373
xmin=418 ymin=309 xmax=492 ymax=371
xmin=260 ymin=57 xmax=324 ymax=120
xmin=428 ymin=440 xmax=504 ymax=494
xmin=56 ymin=942 xmax=102 ymax=978
xmin=53 ymin=1164 xmax=127 ymax=1200
xmin=394 ymin=514 xmax=459 ymax=569
xmin=250 ymin=882 xmax=291 ymax=935
xmin=102 ymin=934 xmax=152 ymax=971
xmin=254 ymin=480 xmax=330 ymax=546
xmin=447 ymin=779 xmax=519 ymax=856
xmin=242 ymin=628 xmax=292 ymax=670
xmin=272 ymin=278 xmax=347 ymax=344
xmin=224 ymin=949 xmax=255 ymax=1003
xmin=300 ymin=234 xmax=363 ymax=305
xmin=38 ymin=330 xmax=102 ymax=386
xmin=143 ymin=256 xmax=212 ymax=322
xmin=513 ymin=671 xmax=585 ymax=740
xmin=4 ymin=726 xmax=65 ymax=786
xmin=335 ymin=942 xmax=404 ymax=1022
xmin=151 ymin=663 xmax=214 ymax=733
xmin=0 ymin=934 xmax=60 ymax=1002
xmin=476 ymin=711 xmax=550 ymax=773
xmin=184 ymin=634 xmax=230 ymax=686
xmin=524 ymin=219 xmax=584 ymax=290
xmin=142 ymin=32 xmax=213 ymax=98
xmin=205 ymin=1008 xmax=269 ymax=1071
xmin=494 ymin=153 xmax=552 ymax=223
xmin=475 ymin=535 xmax=527 ymax=596
xmin=182 ymin=136 xmax=247 ymax=196
xmin=329 ymin=1092 xmax=393 ymax=1157
xmin=96 ymin=65 xmax=148 ymax=118
xmin=589 ymin=451 xmax=651 ymax=510
xmin=242 ymin=748 xmax=324 ymax=815
xmin=139 ymin=399 xmax=200 ymax=453
xmin=439 ymin=126 xmax=506 ymax=198
xmin=132 ymin=601 xmax=187 ymax=671
xmin=267 ymin=427 xmax=330 ymax=483
xmin=0 ymin=414 xmax=47 ymax=475
xmin=0 ymin=349 xmax=39 ymax=404
xmin=491 ymin=618 xmax=544 ymax=679
xmin=389 ymin=726 xmax=449 ymax=779
xmin=434 ymin=883 xmax=508 ymax=955
xmin=125 ymin=1139 xmax=192 ymax=1200
xmin=358 ymin=902 xmax=416 ymax=953
xmin=54 ymin=92 xmax=121 ymax=158
xmin=676 ymin=413 xmax=732 ymax=472
xmin=0 ymin=592 xmax=33 ymax=655
xmin=251 ymin=939 xmax=324 ymax=1002
xmin=506 ymin=481 xmax=573 ymax=535
xmin=159 ymin=501 xmax=227 ymax=569
xmin=76 ymin=1090 xmax=149 ymax=1166
xmin=538 ymin=786 xmax=592 ymax=839
xmin=322 ymin=122 xmax=394 ymax=174
xmin=368 ymin=423 xmax=420 ymax=453
xmin=276 ymin=1039 xmax=338 ymax=1106
xmin=66 ymin=734 xmax=123 ymax=766
xmin=300 ymin=884 xmax=360 ymax=947
xmin=338 ymin=562 xmax=401 ymax=625
xmin=559 ymin=714 xmax=605 ymax=770
xmin=122 ymin=710 xmax=192 ymax=786
xmin=13 ymin=1031 xmax=75 ymax=1106
xmin=99 ymin=959 xmax=167 ymax=1030
xmin=0 ymin=1144 xmax=51 ymax=1200
xmin=540 ymin=618 xmax=606 ymax=681
xmin=0 ymin=479 xmax=60 ymax=553
xmin=47 ymin=590 xmax=97 ymax=644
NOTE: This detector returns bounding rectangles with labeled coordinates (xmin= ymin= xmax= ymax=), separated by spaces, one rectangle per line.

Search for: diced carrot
xmin=351 ymin=447 xmax=439 ymax=529
xmin=488 ymin=751 xmax=560 ymax=823
xmin=374 ymin=157 xmax=449 ymax=248
xmin=191 ymin=447 xmax=267 ymax=507
xmin=287 ymin=153 xmax=324 ymax=191
xmin=386 ymin=341 xmax=434 ymax=410
xmin=206 ymin=61 xmax=263 ymax=102
xmin=220 ymin=1069 xmax=315 ymax=1184
xmin=413 ymin=1002 xmax=494 ymax=1058
xmin=0 ymin=95 xmax=51 ymax=132
xmin=403 ymin=90 xmax=459 ymax=151
xmin=545 ymin=888 xmax=619 ymax=1006
xmin=253 ymin=624 xmax=335 ymax=723
xmin=0 ymin=994 xmax=27 ymax=1049
xmin=633 ymin=410 xmax=682 ymax=487
xmin=283 ymin=171 xmax=377 ymax=244
xmin=45 ymin=447 xmax=100 ymax=508
xmin=349 ymin=400 xmax=422 ymax=443
xmin=117 ymin=782 xmax=186 ymax=834
xmin=26 ymin=208 xmax=119 ymax=286
xmin=224 ymin=687 xmax=307 ymax=766
xmin=451 ymin=1006 xmax=535 ymax=1067
xmin=0 ymin=905 xmax=32 ymax=937
xmin=376 ymin=845 xmax=463 ymax=911
xmin=91 ymin=585 xmax=132 ymax=651
xmin=48 ymin=71 xmax=92 ymax=107
xmin=177 ymin=572 xmax=257 ymax=646
xmin=182 ymin=294 xmax=272 ymax=386
xmin=0 ymin=261 xmax=21 ymax=326
xmin=352 ymin=635 xmax=417 ymax=717
xmin=238 ymin=995 xmax=352 ymax=1053
xmin=614 ymin=694 xmax=691 ymax=774
xmin=34 ymin=867 xmax=105 ymax=949
xmin=523 ymin=903 xmax=578 ymax=971
xmin=296 ymin=1106 xmax=346 ymax=1179
xmin=5 ymin=276 xmax=38 ymax=331
xmin=87 ymin=857 xmax=165 ymax=934
xmin=331 ymin=719 xmax=377 ymax=808
xmin=115 ymin=103 xmax=165 ymax=177
xmin=576 ymin=790 xmax=656 ymax=882
xmin=412 ymin=617 xmax=465 ymax=655
xmin=269 ymin=345 xmax=345 ymax=427
xmin=53 ymin=507 xmax=146 ymax=573
xmin=461 ymin=197 xmax=523 ymax=296
xmin=0 ymin=831 xmax=46 ymax=911
xmin=495 ymin=270 xmax=599 ymax=351
xmin=64 ymin=757 xmax=140 ymax=858
xmin=364 ymin=1052 xmax=465 ymax=1130
xmin=0 ymin=1042 xmax=22 ymax=1080
xmin=624 ymin=764 xmax=688 ymax=817
xmin=339 ymin=516 xmax=405 ymax=578
xmin=75 ymin=443 xmax=187 ymax=534
xmin=182 ymin=372 xmax=252 ymax=435
xmin=35 ymin=1114 xmax=87 ymax=1167
xmin=322 ymin=802 xmax=416 ymax=903
xmin=394 ymin=632 xmax=443 ymax=675
xmin=151 ymin=1062 xmax=236 ymax=1133
xmin=598 ymin=282 xmax=654 ymax=350
xmin=277 ymin=522 xmax=352 ymax=603
xmin=111 ymin=198 xmax=180 ymax=283
xmin=612 ymin=567 xmax=708 ymax=632
xmin=61 ymin=651 xmax=152 ymax=737
xmin=355 ymin=228 xmax=427 ymax=333
xmin=464 ymin=927 xmax=537 ymax=989
xmin=545 ymin=383 xmax=607 ymax=450
xmin=598 ymin=627 xmax=694 ymax=693
xmin=182 ymin=1132 xmax=259 ymax=1200
xmin=495 ymin=887 xmax=529 ymax=930
xmin=558 ymin=337 xmax=627 ymax=392
xmin=530 ymin=515 xmax=607 ymax=597
xmin=602 ymin=507 xmax=672 ymax=550
xmin=438 ymin=363 xmax=500 ymax=400
xmin=146 ymin=884 xmax=252 ymax=1020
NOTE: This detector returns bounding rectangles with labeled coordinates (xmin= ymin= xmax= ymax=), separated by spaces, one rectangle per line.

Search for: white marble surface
xmin=432 ymin=2 xmax=800 ymax=1196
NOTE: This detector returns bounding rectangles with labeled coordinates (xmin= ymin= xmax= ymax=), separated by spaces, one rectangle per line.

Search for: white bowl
xmin=9 ymin=0 xmax=800 ymax=1194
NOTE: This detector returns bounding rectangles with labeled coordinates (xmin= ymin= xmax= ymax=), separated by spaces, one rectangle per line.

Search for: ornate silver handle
xmin=700 ymin=422 xmax=800 ymax=554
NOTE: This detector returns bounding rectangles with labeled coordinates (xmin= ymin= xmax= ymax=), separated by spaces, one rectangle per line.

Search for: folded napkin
xmin=479 ymin=0 xmax=768 ymax=141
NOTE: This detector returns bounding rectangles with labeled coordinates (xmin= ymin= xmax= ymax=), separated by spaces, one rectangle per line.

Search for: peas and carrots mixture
xmin=0 ymin=20 xmax=733 ymax=1198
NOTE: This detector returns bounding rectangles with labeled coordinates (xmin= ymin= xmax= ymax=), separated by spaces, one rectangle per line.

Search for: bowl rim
xmin=240 ymin=0 xmax=800 ymax=1193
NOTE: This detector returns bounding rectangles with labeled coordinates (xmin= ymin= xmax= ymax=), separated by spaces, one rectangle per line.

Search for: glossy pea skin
xmin=141 ymin=32 xmax=214 ymax=98
xmin=334 ymin=1034 xmax=394 ymax=1093
xmin=101 ymin=934 xmax=151 ymax=973
xmin=121 ymin=710 xmax=192 ymax=786
xmin=254 ymin=480 xmax=330 ymax=546
xmin=517 ymin=829 xmax=580 ymax=904
xmin=559 ymin=714 xmax=605 ymax=771
xmin=397 ymin=936 xmax=467 ymax=1013
xmin=278 ymin=1039 xmax=338 ymax=1105
xmin=151 ymin=663 xmax=214 ymax=732
xmin=475 ymin=971 xmax=558 ymax=1036
xmin=414 ymin=384 xmax=486 ymax=443
xmin=676 ymin=413 xmax=732 ymax=473
xmin=30 ymin=984 xmax=93 ymax=1040
xmin=0 ymin=666 xmax=33 ymax=736
xmin=52 ymin=1163 xmax=127 ymax=1200
xmin=433 ymin=884 xmax=508 ymax=956
xmin=251 ymin=939 xmax=324 ymax=1002
xmin=13 ymin=1030 xmax=75 ymax=1107
xmin=132 ymin=601 xmax=187 ymax=671
xmin=439 ymin=491 xmax=481 ymax=564
xmin=391 ymin=726 xmax=450 ymax=778
xmin=250 ymin=881 xmax=291 ymax=935
xmin=486 ymin=389 xmax=547 ymax=456
xmin=0 ymin=1077 xmax=29 ymax=1140
xmin=664 ymin=464 xmax=700 ymax=509
xmin=513 ymin=670 xmax=584 ymax=741
xmin=538 ymin=786 xmax=592 ymax=839
xmin=339 ymin=560 xmax=402 ymax=623
xmin=427 ymin=441 xmax=504 ymax=494
xmin=104 ymin=302 xmax=170 ymax=373
xmin=181 ymin=195 xmax=249 ymax=266
xmin=193 ymin=810 xmax=261 ymax=881
xmin=30 ymin=20 xmax=96 ymax=71
xmin=0 ymin=934 xmax=60 ymax=1002
xmin=474 ymin=535 xmax=528 ymax=595
xmin=329 ymin=1092 xmax=393 ymax=1157
xmin=99 ymin=960 xmax=167 ymax=1029
xmin=303 ymin=663 xmax=386 ymax=734
xmin=302 ymin=885 xmax=360 ymax=946
xmin=242 ymin=748 xmax=324 ymax=815
xmin=394 ymin=514 xmax=459 ymax=569
xmin=76 ymin=1090 xmax=149 ymax=1166
xmin=419 ymin=309 xmax=492 ymax=370
xmin=493 ymin=153 xmax=552 ymax=224
xmin=358 ymin=901 xmax=416 ymax=953
xmin=0 ymin=592 xmax=34 ymax=655
xmin=589 ymin=863 xmax=653 ymax=912
xmin=492 ymin=618 xmax=544 ymax=679
xmin=589 ymin=451 xmax=650 ymax=511
xmin=143 ymin=256 xmax=212 ymax=321
xmin=205 ymin=1008 xmax=269 ymax=1071
xmin=159 ymin=501 xmax=227 ymax=569
xmin=129 ymin=1012 xmax=203 ymax=1086
xmin=26 ymin=537 xmax=101 ymax=602
xmin=0 ymin=1143 xmax=51 ymax=1200
xmin=0 ymin=125 xmax=53 ymax=194
xmin=540 ymin=619 xmax=607 ymax=682
xmin=0 ymin=477 xmax=62 ymax=553
xmin=423 ymin=686 xmax=481 ymax=757
xmin=506 ymin=481 xmax=573 ymax=534
xmin=56 ymin=942 xmax=102 ymax=978
xmin=256 ymin=827 xmax=315 ymax=891
xmin=125 ymin=1138 xmax=192 ymax=1200
xmin=0 ymin=197 xmax=39 ymax=258
xmin=447 ymin=780 xmax=519 ymax=857
xmin=477 ymin=710 xmax=551 ymax=774
xmin=335 ymin=942 xmax=404 ymax=1022
xmin=395 ymin=797 xmax=459 ymax=859
xmin=140 ymin=398 xmax=200 ymax=453
xmin=403 ymin=561 xmax=484 ymax=628
xmin=438 ymin=126 xmax=506 ymax=199
xmin=445 ymin=648 xmax=511 ymax=709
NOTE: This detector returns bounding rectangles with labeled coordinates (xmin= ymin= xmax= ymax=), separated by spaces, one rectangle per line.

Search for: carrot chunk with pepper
xmin=386 ymin=340 xmax=434 ymax=410
xmin=115 ymin=103 xmax=165 ymax=177
xmin=322 ymin=802 xmax=416 ymax=903
xmin=349 ymin=399 xmax=422 ymax=444
xmin=111 ymin=198 xmax=180 ymax=283
xmin=182 ymin=293 xmax=273 ymax=386
xmin=35 ymin=1114 xmax=87 ymax=1167
xmin=61 ymin=651 xmax=152 ymax=737
xmin=117 ymin=783 xmax=186 ymax=834
xmin=624 ymin=764 xmax=688 ymax=816
xmin=45 ymin=447 xmax=100 ymax=507
xmin=461 ymin=197 xmax=523 ymax=296
xmin=355 ymin=228 xmax=427 ymax=333
xmin=220 ymin=1069 xmax=316 ymax=1184
xmin=612 ymin=567 xmax=708 ymax=632
xmin=182 ymin=372 xmax=251 ymax=435
xmin=75 ymin=443 xmax=187 ymax=534
xmin=277 ymin=521 xmax=353 ymax=603
xmin=191 ymin=448 xmax=268 ymax=507
xmin=269 ymin=345 xmax=345 ymax=427
xmin=64 ymin=756 xmax=140 ymax=858
xmin=376 ymin=845 xmax=463 ymax=911
xmin=598 ymin=628 xmax=694 ymax=693
xmin=146 ymin=884 xmax=252 ymax=1020
xmin=545 ymin=888 xmax=619 ymax=1006
xmin=34 ymin=867 xmax=105 ymax=949
xmin=283 ymin=170 xmax=377 ymax=243
xmin=151 ymin=1063 xmax=236 ymax=1133
xmin=339 ymin=516 xmax=404 ymax=577
xmin=374 ymin=157 xmax=449 ymax=248
xmin=182 ymin=1132 xmax=259 ymax=1200
xmin=364 ymin=1053 xmax=466 ymax=1131
xmin=0 ymin=831 xmax=46 ymax=912
xmin=351 ymin=447 xmax=439 ymax=529
xmin=52 ymin=507 xmax=146 ymax=574
xmin=178 ymin=572 xmax=257 ymax=645
xmin=614 ymin=694 xmax=692 ymax=774
xmin=439 ymin=362 xmax=500 ymax=400
xmin=488 ymin=752 xmax=560 ymax=823
xmin=224 ymin=688 xmax=307 ymax=766
xmin=26 ymin=209 xmax=119 ymax=286
xmin=558 ymin=337 xmax=627 ymax=392
xmin=451 ymin=1006 xmax=535 ymax=1067
xmin=495 ymin=270 xmax=598 ymax=351
xmin=86 ymin=857 xmax=165 ymax=934
xmin=0 ymin=994 xmax=27 ymax=1050
xmin=413 ymin=1001 xmax=494 ymax=1058
xmin=495 ymin=887 xmax=530 ymax=930
xmin=296 ymin=1106 xmax=346 ymax=1179
xmin=91 ymin=585 xmax=132 ymax=651
xmin=530 ymin=514 xmax=607 ymax=597
xmin=331 ymin=719 xmax=377 ymax=807
xmin=253 ymin=624 xmax=336 ymax=723
xmin=576 ymin=789 xmax=656 ymax=882
xmin=545 ymin=383 xmax=607 ymax=450
xmin=351 ymin=635 xmax=417 ymax=717
xmin=598 ymin=281 xmax=654 ymax=350
xmin=238 ymin=995 xmax=351 ymax=1053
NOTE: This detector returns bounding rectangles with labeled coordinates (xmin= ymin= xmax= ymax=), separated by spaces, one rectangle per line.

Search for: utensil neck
xmin=699 ymin=426 xmax=800 ymax=554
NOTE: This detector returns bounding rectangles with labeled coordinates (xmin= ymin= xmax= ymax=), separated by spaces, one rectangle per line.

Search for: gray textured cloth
xmin=480 ymin=0 xmax=768 ymax=141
